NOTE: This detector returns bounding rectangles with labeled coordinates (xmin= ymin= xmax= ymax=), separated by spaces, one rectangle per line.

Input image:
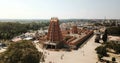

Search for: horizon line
xmin=0 ymin=18 xmax=120 ymax=20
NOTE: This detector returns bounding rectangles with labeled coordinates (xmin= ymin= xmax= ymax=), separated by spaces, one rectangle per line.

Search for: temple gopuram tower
xmin=47 ymin=17 xmax=63 ymax=47
xmin=71 ymin=25 xmax=78 ymax=34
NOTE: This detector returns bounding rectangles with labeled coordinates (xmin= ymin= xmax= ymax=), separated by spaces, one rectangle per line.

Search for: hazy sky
xmin=0 ymin=0 xmax=120 ymax=19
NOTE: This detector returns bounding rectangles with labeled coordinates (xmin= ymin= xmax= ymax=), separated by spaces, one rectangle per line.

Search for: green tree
xmin=98 ymin=54 xmax=103 ymax=61
xmin=102 ymin=29 xmax=108 ymax=43
xmin=112 ymin=57 xmax=116 ymax=62
xmin=0 ymin=40 xmax=44 ymax=63
xmin=95 ymin=34 xmax=100 ymax=43
xmin=106 ymin=41 xmax=120 ymax=54
xmin=107 ymin=26 xmax=120 ymax=36
xmin=95 ymin=45 xmax=107 ymax=56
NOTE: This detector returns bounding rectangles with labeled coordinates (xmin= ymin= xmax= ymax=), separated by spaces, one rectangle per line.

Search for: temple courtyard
xmin=35 ymin=35 xmax=101 ymax=63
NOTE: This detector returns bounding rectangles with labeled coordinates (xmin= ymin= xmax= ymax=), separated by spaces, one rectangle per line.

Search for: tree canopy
xmin=95 ymin=45 xmax=107 ymax=56
xmin=107 ymin=26 xmax=120 ymax=36
xmin=102 ymin=29 xmax=108 ymax=43
xmin=0 ymin=40 xmax=44 ymax=63
xmin=0 ymin=22 xmax=49 ymax=40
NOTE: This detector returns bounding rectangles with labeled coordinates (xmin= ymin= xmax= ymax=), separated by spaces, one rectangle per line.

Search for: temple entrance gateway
xmin=46 ymin=17 xmax=63 ymax=49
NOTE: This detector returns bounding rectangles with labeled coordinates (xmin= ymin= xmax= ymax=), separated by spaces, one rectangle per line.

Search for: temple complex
xmin=42 ymin=17 xmax=94 ymax=49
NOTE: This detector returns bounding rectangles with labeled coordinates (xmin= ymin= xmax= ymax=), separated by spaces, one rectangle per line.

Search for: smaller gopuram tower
xmin=71 ymin=25 xmax=78 ymax=34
